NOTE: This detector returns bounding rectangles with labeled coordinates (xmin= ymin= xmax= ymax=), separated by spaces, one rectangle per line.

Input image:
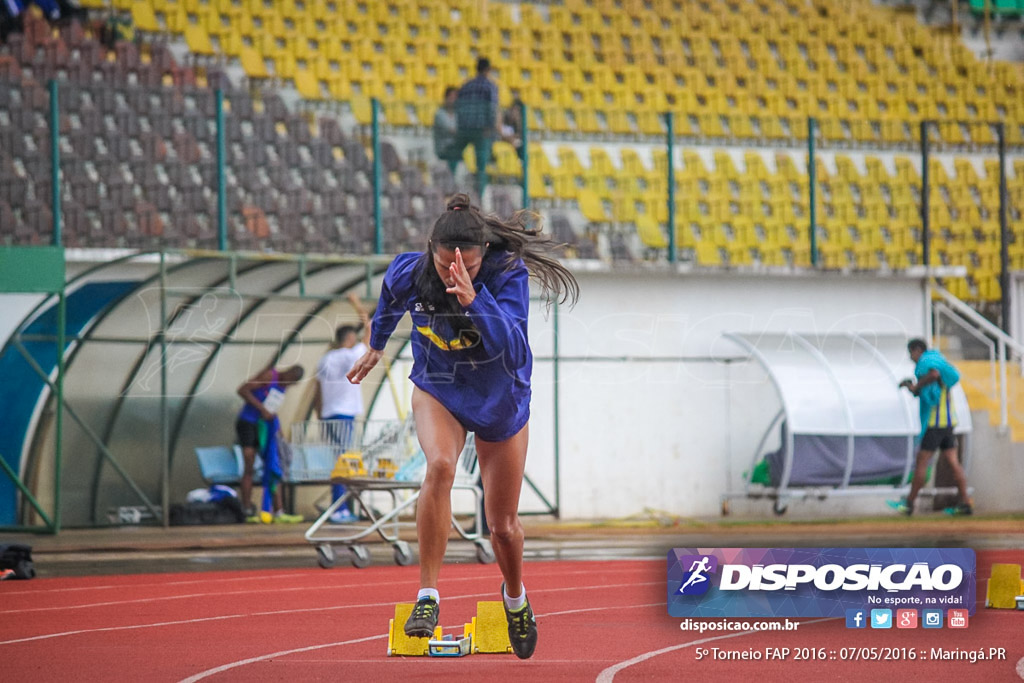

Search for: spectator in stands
xmin=891 ymin=338 xmax=973 ymax=517
xmin=433 ymin=86 xmax=460 ymax=172
xmin=452 ymin=57 xmax=500 ymax=198
xmin=501 ymin=98 xmax=525 ymax=162
xmin=1 ymin=0 xmax=85 ymax=41
xmin=236 ymin=364 xmax=305 ymax=523
xmin=313 ymin=293 xmax=371 ymax=524
xmin=347 ymin=193 xmax=579 ymax=659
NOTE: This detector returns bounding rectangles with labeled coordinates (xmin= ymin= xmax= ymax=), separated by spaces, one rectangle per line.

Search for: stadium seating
xmin=1 ymin=1 xmax=1022 ymax=300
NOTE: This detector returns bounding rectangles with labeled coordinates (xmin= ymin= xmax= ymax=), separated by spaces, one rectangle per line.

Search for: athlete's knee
xmin=486 ymin=515 xmax=522 ymax=543
xmin=423 ymin=458 xmax=457 ymax=486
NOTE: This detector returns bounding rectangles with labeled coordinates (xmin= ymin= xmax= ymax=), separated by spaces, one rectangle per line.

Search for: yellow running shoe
xmin=273 ymin=512 xmax=303 ymax=524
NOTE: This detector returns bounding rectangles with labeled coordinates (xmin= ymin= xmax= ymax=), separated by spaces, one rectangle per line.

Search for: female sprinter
xmin=347 ymin=193 xmax=578 ymax=659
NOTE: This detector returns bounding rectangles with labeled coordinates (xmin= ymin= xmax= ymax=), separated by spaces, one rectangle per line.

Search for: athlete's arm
xmin=462 ymin=262 xmax=530 ymax=365
xmin=908 ymin=368 xmax=940 ymax=395
xmin=367 ymin=254 xmax=416 ymax=352
xmin=238 ymin=368 xmax=275 ymax=420
xmin=349 ymin=256 xmax=414 ymax=384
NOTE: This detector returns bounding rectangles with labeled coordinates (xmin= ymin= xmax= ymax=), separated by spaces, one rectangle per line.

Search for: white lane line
xmin=1 ymin=572 xmax=314 ymax=595
xmin=0 ymin=580 xmax=661 ymax=645
xmin=7 ymin=559 xmax=660 ymax=597
xmin=178 ymin=600 xmax=666 ymax=682
xmin=0 ymin=565 xmax=656 ymax=615
xmin=178 ymin=634 xmax=387 ymax=683
xmin=595 ymin=617 xmax=837 ymax=683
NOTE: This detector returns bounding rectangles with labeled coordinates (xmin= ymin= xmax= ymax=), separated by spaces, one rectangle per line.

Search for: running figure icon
xmin=677 ymin=556 xmax=712 ymax=594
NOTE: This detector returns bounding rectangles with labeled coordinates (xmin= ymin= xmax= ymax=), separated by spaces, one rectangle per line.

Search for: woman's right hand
xmin=347 ymin=348 xmax=384 ymax=384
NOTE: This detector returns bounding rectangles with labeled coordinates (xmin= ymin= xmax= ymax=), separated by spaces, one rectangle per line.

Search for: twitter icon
xmin=870 ymin=609 xmax=892 ymax=629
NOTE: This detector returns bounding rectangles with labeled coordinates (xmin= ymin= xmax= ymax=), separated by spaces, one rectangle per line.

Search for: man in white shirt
xmin=314 ymin=293 xmax=371 ymax=523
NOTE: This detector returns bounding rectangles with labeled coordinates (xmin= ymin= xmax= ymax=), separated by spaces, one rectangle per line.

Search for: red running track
xmin=1 ymin=550 xmax=1021 ymax=682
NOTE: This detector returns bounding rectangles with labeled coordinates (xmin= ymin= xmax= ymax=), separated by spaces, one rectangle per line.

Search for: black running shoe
xmin=501 ymin=584 xmax=538 ymax=659
xmin=403 ymin=597 xmax=439 ymax=638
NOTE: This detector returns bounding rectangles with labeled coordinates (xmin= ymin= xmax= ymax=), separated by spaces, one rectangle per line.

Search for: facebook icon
xmin=845 ymin=609 xmax=867 ymax=629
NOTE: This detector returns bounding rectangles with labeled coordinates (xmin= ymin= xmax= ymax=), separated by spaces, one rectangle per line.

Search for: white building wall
xmin=524 ymin=268 xmax=928 ymax=519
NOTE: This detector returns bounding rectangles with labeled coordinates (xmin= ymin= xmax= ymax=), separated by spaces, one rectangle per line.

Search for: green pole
xmin=998 ymin=121 xmax=1010 ymax=332
xmin=215 ymin=89 xmax=227 ymax=251
xmin=921 ymin=120 xmax=930 ymax=267
xmin=159 ymin=251 xmax=170 ymax=527
xmin=807 ymin=116 xmax=818 ymax=267
xmin=666 ymin=112 xmax=676 ymax=263
xmin=372 ymin=98 xmax=383 ymax=255
xmin=520 ymin=100 xmax=529 ymax=210
xmin=552 ymin=299 xmax=560 ymax=518
xmin=49 ymin=80 xmax=62 ymax=247
xmin=54 ymin=291 xmax=64 ymax=532
xmin=0 ymin=455 xmax=54 ymax=529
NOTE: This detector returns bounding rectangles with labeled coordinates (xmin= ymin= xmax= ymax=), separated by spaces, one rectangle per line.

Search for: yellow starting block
xmin=985 ymin=563 xmax=1024 ymax=609
xmin=465 ymin=601 xmax=513 ymax=654
xmin=331 ymin=452 xmax=366 ymax=479
xmin=373 ymin=457 xmax=398 ymax=479
xmin=386 ymin=601 xmax=513 ymax=657
xmin=387 ymin=603 xmax=442 ymax=656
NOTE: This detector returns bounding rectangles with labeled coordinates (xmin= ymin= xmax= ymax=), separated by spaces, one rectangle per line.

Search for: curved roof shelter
xmin=1 ymin=252 xmax=399 ymax=528
xmin=723 ymin=331 xmax=972 ymax=509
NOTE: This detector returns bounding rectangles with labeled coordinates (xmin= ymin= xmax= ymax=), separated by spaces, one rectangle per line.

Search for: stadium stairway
xmin=958 ymin=359 xmax=1024 ymax=441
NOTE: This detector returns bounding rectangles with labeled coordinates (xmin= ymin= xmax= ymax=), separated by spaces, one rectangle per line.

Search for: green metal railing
xmin=23 ymin=80 xmax=1022 ymax=295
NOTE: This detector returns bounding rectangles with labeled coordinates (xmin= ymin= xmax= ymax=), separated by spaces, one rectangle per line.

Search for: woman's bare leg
xmin=411 ymin=388 xmax=466 ymax=589
xmin=476 ymin=422 xmax=529 ymax=597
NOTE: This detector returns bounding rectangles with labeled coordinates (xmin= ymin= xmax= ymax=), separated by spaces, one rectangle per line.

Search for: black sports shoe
xmin=404 ymin=597 xmax=439 ymax=638
xmin=501 ymin=584 xmax=538 ymax=659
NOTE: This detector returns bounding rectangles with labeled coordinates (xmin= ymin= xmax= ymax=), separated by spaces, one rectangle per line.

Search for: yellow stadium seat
xmin=636 ymin=214 xmax=667 ymax=249
xmin=492 ymin=141 xmax=522 ymax=179
xmin=578 ymin=189 xmax=610 ymax=223
xmin=184 ymin=24 xmax=216 ymax=56
xmin=350 ymin=96 xmax=373 ymax=126
xmin=294 ymin=67 xmax=322 ymax=99
xmin=131 ymin=2 xmax=161 ymax=32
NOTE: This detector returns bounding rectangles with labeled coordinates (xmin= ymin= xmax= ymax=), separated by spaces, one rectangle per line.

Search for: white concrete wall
xmin=369 ymin=267 xmax=930 ymax=519
xmin=528 ymin=268 xmax=928 ymax=519
xmin=3 ymin=259 xmax=957 ymax=521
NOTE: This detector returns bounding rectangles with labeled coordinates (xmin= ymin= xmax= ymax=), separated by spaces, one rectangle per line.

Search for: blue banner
xmin=667 ymin=548 xmax=976 ymax=618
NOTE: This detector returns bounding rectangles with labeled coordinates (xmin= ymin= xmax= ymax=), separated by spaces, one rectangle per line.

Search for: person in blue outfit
xmin=236 ymin=364 xmax=305 ymax=523
xmin=348 ymin=193 xmax=578 ymax=659
xmin=891 ymin=338 xmax=972 ymax=516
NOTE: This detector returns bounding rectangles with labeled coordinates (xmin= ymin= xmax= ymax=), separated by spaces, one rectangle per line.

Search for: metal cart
xmin=296 ymin=417 xmax=494 ymax=569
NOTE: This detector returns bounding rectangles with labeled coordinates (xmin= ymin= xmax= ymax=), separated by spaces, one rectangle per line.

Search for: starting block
xmin=428 ymin=635 xmax=472 ymax=657
xmin=984 ymin=563 xmax=1023 ymax=609
xmin=386 ymin=601 xmax=512 ymax=656
xmin=387 ymin=603 xmax=442 ymax=656
xmin=465 ymin=601 xmax=513 ymax=654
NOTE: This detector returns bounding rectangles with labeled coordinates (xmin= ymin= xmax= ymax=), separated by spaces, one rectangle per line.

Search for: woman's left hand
xmin=446 ymin=247 xmax=476 ymax=307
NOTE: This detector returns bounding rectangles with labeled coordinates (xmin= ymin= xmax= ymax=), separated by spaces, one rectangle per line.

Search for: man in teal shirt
xmin=890 ymin=339 xmax=972 ymax=516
